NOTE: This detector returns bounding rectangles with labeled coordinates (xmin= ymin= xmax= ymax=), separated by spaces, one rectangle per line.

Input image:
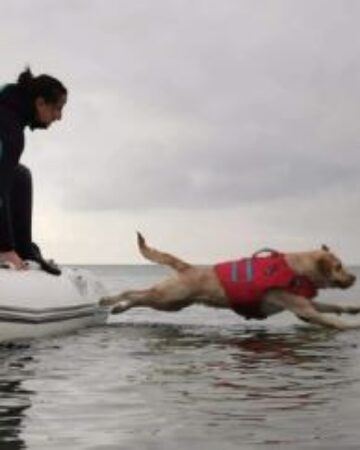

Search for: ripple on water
xmin=0 ymin=269 xmax=360 ymax=449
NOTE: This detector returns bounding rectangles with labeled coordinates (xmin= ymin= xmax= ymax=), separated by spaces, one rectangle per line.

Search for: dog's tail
xmin=137 ymin=232 xmax=192 ymax=272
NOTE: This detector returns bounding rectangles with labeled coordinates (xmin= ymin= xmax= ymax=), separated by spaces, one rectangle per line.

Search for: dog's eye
xmin=335 ymin=263 xmax=343 ymax=271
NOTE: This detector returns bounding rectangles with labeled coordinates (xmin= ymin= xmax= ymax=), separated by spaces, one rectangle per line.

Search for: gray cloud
xmin=1 ymin=0 xmax=360 ymax=262
xmin=17 ymin=0 xmax=357 ymax=212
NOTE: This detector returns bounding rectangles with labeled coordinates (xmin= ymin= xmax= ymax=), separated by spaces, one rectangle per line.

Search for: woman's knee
xmin=13 ymin=164 xmax=32 ymax=188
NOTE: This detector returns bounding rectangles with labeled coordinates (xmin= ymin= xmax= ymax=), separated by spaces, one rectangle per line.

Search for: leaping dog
xmin=100 ymin=233 xmax=360 ymax=330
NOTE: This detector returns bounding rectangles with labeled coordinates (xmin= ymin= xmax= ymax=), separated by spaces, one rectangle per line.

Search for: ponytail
xmin=17 ymin=66 xmax=34 ymax=92
xmin=16 ymin=66 xmax=67 ymax=104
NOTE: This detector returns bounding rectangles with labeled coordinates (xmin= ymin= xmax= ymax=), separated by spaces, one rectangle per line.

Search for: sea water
xmin=1 ymin=264 xmax=360 ymax=449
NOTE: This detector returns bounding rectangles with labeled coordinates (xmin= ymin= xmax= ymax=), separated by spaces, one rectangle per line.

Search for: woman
xmin=0 ymin=67 xmax=67 ymax=275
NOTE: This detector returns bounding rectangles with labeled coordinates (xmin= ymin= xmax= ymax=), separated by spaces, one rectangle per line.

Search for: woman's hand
xmin=0 ymin=250 xmax=27 ymax=270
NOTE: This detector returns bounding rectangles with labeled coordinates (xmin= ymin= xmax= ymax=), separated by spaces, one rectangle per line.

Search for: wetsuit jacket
xmin=214 ymin=252 xmax=317 ymax=319
xmin=0 ymin=85 xmax=29 ymax=251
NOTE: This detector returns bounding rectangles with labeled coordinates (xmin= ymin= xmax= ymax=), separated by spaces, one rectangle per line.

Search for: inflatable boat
xmin=0 ymin=263 xmax=109 ymax=344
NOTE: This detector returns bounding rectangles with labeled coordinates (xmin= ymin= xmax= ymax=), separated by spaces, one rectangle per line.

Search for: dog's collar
xmin=289 ymin=276 xmax=318 ymax=299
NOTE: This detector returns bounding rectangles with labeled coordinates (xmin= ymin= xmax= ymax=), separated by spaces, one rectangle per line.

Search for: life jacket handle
xmin=252 ymin=248 xmax=281 ymax=258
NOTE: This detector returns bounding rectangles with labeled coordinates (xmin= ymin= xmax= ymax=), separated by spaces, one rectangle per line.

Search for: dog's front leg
xmin=297 ymin=308 xmax=356 ymax=330
xmin=343 ymin=305 xmax=360 ymax=315
xmin=269 ymin=292 xmax=359 ymax=330
xmin=312 ymin=302 xmax=360 ymax=315
xmin=312 ymin=302 xmax=348 ymax=315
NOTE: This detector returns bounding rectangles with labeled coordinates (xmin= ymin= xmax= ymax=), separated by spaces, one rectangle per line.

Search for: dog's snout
xmin=343 ymin=273 xmax=356 ymax=288
xmin=336 ymin=272 xmax=356 ymax=289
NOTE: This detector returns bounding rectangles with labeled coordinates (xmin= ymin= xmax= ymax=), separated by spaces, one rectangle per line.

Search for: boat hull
xmin=0 ymin=265 xmax=108 ymax=343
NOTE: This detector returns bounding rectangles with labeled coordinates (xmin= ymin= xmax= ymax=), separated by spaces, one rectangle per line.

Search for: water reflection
xmin=134 ymin=323 xmax=356 ymax=416
xmin=0 ymin=322 xmax=358 ymax=450
xmin=0 ymin=345 xmax=35 ymax=450
xmin=0 ymin=380 xmax=29 ymax=449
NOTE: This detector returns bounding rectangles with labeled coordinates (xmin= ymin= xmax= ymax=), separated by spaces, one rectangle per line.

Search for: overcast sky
xmin=1 ymin=0 xmax=360 ymax=264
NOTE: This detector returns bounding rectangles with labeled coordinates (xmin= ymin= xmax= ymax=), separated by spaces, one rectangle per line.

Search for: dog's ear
xmin=317 ymin=255 xmax=332 ymax=277
xmin=321 ymin=244 xmax=330 ymax=252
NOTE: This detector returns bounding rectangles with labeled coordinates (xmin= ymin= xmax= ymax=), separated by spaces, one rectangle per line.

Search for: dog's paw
xmin=111 ymin=300 xmax=131 ymax=314
xmin=345 ymin=306 xmax=360 ymax=315
xmin=99 ymin=296 xmax=118 ymax=307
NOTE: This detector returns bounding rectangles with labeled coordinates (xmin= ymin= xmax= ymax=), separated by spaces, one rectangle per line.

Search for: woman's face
xmin=34 ymin=93 xmax=67 ymax=128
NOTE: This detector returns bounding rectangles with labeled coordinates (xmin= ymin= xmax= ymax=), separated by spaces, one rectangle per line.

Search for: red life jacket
xmin=214 ymin=251 xmax=317 ymax=319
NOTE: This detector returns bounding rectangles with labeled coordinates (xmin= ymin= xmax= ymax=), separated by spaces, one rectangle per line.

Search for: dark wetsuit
xmin=0 ymin=84 xmax=35 ymax=258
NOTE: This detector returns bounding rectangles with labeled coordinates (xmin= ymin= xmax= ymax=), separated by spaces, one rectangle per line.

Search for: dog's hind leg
xmin=101 ymin=282 xmax=194 ymax=314
xmin=106 ymin=288 xmax=158 ymax=314
xmin=100 ymin=288 xmax=155 ymax=310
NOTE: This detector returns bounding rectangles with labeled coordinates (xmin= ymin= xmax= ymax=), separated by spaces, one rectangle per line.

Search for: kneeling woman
xmin=0 ymin=67 xmax=67 ymax=274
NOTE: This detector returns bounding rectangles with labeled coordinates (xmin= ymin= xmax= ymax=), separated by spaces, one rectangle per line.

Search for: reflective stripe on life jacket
xmin=214 ymin=252 xmax=317 ymax=319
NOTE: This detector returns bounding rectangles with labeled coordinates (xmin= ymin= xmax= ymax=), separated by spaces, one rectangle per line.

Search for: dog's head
xmin=316 ymin=245 xmax=356 ymax=289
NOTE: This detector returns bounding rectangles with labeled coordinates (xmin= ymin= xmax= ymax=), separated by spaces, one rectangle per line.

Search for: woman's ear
xmin=34 ymin=96 xmax=46 ymax=110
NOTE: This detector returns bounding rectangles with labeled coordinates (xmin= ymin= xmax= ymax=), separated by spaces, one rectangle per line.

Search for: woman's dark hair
xmin=17 ymin=67 xmax=67 ymax=104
